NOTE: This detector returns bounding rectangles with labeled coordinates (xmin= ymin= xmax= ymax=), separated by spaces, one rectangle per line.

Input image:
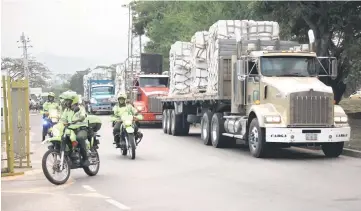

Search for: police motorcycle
xmin=42 ymin=109 xmax=60 ymax=141
xmin=41 ymin=115 xmax=102 ymax=185
xmin=112 ymin=113 xmax=143 ymax=160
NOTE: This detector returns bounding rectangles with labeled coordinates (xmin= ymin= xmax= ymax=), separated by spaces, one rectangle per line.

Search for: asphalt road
xmin=2 ymin=114 xmax=361 ymax=211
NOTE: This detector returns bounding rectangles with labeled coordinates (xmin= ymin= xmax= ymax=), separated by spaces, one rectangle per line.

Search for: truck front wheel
xmin=166 ymin=109 xmax=172 ymax=135
xmin=248 ymin=118 xmax=267 ymax=158
xmin=322 ymin=142 xmax=344 ymax=158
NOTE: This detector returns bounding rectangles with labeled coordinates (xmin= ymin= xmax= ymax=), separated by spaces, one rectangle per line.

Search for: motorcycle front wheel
xmin=42 ymin=149 xmax=70 ymax=185
xmin=128 ymin=134 xmax=136 ymax=160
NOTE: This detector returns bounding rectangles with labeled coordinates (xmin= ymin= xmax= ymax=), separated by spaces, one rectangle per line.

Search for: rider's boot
xmin=81 ymin=152 xmax=90 ymax=167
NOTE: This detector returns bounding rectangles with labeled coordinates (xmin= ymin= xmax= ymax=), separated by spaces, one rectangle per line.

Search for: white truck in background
xmin=159 ymin=20 xmax=350 ymax=158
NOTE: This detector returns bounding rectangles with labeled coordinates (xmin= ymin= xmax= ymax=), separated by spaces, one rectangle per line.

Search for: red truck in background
xmin=131 ymin=53 xmax=169 ymax=125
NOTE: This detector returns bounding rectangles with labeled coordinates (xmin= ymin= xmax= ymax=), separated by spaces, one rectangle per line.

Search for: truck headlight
xmin=136 ymin=105 xmax=144 ymax=111
xmin=264 ymin=115 xmax=281 ymax=123
xmin=90 ymin=98 xmax=97 ymax=104
xmin=334 ymin=116 xmax=348 ymax=123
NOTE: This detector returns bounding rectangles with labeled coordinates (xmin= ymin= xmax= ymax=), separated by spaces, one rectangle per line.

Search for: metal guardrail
xmin=1 ymin=76 xmax=31 ymax=177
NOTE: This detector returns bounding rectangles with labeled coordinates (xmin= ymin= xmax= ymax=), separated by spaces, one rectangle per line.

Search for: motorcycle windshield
xmin=121 ymin=114 xmax=133 ymax=126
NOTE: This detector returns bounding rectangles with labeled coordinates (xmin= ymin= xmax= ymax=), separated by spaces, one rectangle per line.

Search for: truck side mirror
xmin=331 ymin=59 xmax=337 ymax=79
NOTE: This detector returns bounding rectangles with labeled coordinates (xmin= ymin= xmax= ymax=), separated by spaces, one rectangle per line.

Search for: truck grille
xmin=148 ymin=96 xmax=162 ymax=113
xmin=289 ymin=91 xmax=333 ymax=126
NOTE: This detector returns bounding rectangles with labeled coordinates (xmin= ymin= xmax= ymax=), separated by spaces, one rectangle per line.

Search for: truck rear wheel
xmin=201 ymin=111 xmax=212 ymax=145
xmin=210 ymin=113 xmax=226 ymax=148
xmin=322 ymin=142 xmax=344 ymax=158
xmin=166 ymin=109 xmax=172 ymax=135
xmin=248 ymin=118 xmax=267 ymax=158
xmin=162 ymin=109 xmax=168 ymax=134
xmin=170 ymin=110 xmax=190 ymax=136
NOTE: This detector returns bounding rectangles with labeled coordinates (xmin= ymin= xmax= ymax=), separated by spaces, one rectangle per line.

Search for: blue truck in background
xmin=85 ymin=79 xmax=116 ymax=114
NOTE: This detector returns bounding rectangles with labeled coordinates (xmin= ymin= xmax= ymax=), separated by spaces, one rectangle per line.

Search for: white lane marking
xmin=82 ymin=185 xmax=97 ymax=192
xmin=106 ymin=199 xmax=131 ymax=210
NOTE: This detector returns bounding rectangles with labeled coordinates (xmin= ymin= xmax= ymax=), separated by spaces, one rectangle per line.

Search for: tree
xmin=1 ymin=57 xmax=52 ymax=87
xmin=68 ymin=68 xmax=90 ymax=95
xmin=132 ymin=1 xmax=361 ymax=101
xmin=250 ymin=1 xmax=361 ymax=103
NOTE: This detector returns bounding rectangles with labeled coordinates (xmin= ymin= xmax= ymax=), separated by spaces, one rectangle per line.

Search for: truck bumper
xmin=265 ymin=127 xmax=351 ymax=143
xmin=139 ymin=113 xmax=163 ymax=123
xmin=91 ymin=105 xmax=112 ymax=112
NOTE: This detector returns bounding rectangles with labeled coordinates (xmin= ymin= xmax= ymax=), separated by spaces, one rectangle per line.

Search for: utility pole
xmin=17 ymin=32 xmax=32 ymax=79
xmin=122 ymin=1 xmax=142 ymax=99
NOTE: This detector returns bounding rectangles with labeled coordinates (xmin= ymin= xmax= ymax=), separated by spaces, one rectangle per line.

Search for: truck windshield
xmin=139 ymin=77 xmax=168 ymax=87
xmin=92 ymin=86 xmax=114 ymax=95
xmin=261 ymin=56 xmax=317 ymax=77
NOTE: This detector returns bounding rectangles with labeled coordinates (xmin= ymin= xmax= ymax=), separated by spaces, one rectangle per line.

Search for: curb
xmin=342 ymin=148 xmax=361 ymax=158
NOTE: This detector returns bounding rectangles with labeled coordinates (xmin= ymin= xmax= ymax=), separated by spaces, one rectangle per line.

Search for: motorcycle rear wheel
xmin=42 ymin=149 xmax=70 ymax=185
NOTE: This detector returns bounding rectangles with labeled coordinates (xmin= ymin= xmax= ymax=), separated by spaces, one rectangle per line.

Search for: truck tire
xmin=210 ymin=113 xmax=226 ymax=148
xmin=180 ymin=119 xmax=190 ymax=136
xmin=166 ymin=109 xmax=172 ymax=135
xmin=170 ymin=110 xmax=190 ymax=136
xmin=162 ymin=109 xmax=168 ymax=134
xmin=248 ymin=118 xmax=267 ymax=158
xmin=201 ymin=111 xmax=212 ymax=145
xmin=170 ymin=110 xmax=179 ymax=136
xmin=322 ymin=142 xmax=344 ymax=158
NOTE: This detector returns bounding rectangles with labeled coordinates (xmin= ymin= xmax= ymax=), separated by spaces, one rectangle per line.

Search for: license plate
xmin=306 ymin=133 xmax=318 ymax=141
xmin=155 ymin=115 xmax=162 ymax=120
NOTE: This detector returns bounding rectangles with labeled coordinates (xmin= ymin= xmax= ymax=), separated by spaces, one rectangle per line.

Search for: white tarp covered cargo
xmin=169 ymin=41 xmax=192 ymax=95
xmin=190 ymin=31 xmax=209 ymax=92
xmin=207 ymin=20 xmax=280 ymax=94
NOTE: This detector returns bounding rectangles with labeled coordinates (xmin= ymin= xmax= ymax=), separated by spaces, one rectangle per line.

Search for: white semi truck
xmin=159 ymin=21 xmax=350 ymax=158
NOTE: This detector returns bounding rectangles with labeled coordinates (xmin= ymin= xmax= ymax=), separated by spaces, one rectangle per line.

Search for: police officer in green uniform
xmin=112 ymin=93 xmax=143 ymax=148
xmin=61 ymin=93 xmax=90 ymax=167
xmin=42 ymin=92 xmax=60 ymax=114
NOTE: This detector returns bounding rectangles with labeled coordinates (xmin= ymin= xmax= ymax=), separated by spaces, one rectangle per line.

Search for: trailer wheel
xmin=170 ymin=110 xmax=190 ymax=136
xmin=180 ymin=119 xmax=190 ymax=136
xmin=170 ymin=110 xmax=179 ymax=136
xmin=162 ymin=109 xmax=168 ymax=134
xmin=248 ymin=118 xmax=267 ymax=158
xmin=166 ymin=109 xmax=172 ymax=135
xmin=201 ymin=111 xmax=212 ymax=145
xmin=210 ymin=113 xmax=226 ymax=148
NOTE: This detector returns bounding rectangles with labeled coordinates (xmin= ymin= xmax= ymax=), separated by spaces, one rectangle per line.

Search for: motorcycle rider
xmin=42 ymin=92 xmax=60 ymax=115
xmin=112 ymin=93 xmax=143 ymax=148
xmin=61 ymin=93 xmax=90 ymax=167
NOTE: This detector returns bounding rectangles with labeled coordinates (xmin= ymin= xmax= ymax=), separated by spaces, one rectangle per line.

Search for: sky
xmin=1 ymin=0 xmax=140 ymax=74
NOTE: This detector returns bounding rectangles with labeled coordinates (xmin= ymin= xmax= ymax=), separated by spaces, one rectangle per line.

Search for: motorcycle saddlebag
xmin=86 ymin=115 xmax=102 ymax=132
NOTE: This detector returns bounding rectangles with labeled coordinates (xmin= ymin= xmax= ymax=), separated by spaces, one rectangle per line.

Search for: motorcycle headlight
xmin=43 ymin=120 xmax=48 ymax=125
xmin=124 ymin=120 xmax=133 ymax=126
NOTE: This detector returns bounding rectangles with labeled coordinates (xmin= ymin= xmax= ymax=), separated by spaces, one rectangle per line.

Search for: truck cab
xmin=87 ymin=80 xmax=115 ymax=114
xmin=224 ymin=42 xmax=350 ymax=157
xmin=133 ymin=74 xmax=169 ymax=124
